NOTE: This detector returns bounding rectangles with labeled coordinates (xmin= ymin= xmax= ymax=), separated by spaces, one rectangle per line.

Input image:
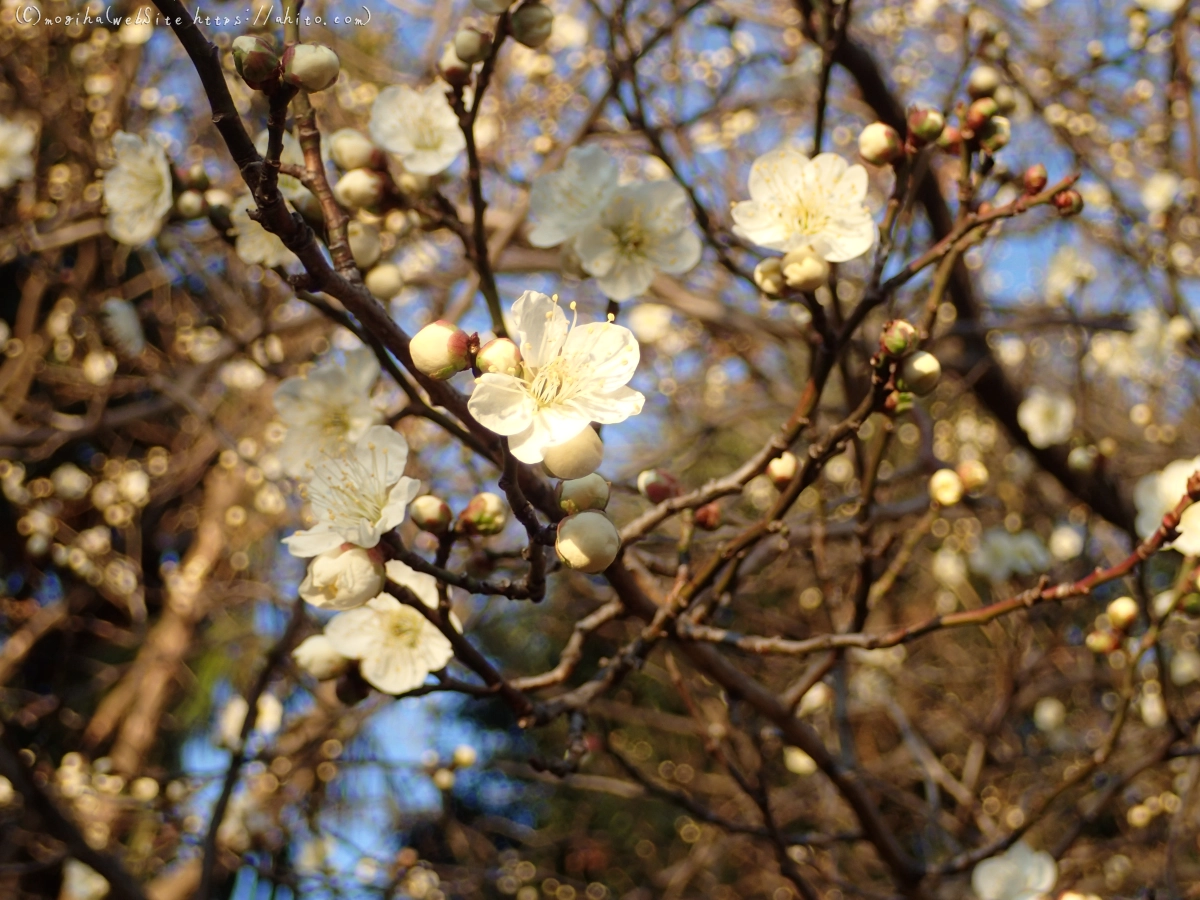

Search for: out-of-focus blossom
xmin=1142 ymin=170 xmax=1181 ymax=213
xmin=969 ymin=529 xmax=1051 ymax=583
xmin=299 ymin=545 xmax=385 ymax=610
xmin=0 ymin=115 xmax=36 ymax=189
xmin=971 ymin=841 xmax=1056 ymax=900
xmin=369 ymin=84 xmax=465 ymax=176
xmin=731 ymin=147 xmax=876 ymax=262
xmin=103 ymin=131 xmax=173 ymax=246
xmin=1016 ymin=388 xmax=1074 ymax=448
xmin=1043 ymin=245 xmax=1096 ymax=304
xmin=1085 ymin=308 xmax=1192 ymax=383
xmin=1048 ymin=524 xmax=1084 ymax=560
xmin=1134 ymin=455 xmax=1200 ymax=554
xmin=528 ymin=144 xmax=618 ymax=248
xmin=61 ymin=860 xmax=110 ymax=900
xmin=230 ymin=195 xmax=298 ymax=268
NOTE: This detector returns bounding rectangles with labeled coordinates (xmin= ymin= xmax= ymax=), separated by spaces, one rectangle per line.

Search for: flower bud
xmin=347 ymin=221 xmax=382 ymax=269
xmin=899 ymin=350 xmax=941 ymax=396
xmin=967 ymin=65 xmax=1001 ymax=99
xmin=542 ymin=426 xmax=604 ymax=480
xmin=292 ymin=635 xmax=350 ymax=680
xmin=511 ymin=1 xmax=554 ymax=48
xmin=455 ymin=26 xmax=493 ymax=64
xmin=1107 ymin=596 xmax=1139 ymax=631
xmin=365 ymin=263 xmax=404 ymax=301
xmin=176 ymin=189 xmax=206 ymax=219
xmin=766 ymin=451 xmax=798 ymax=490
xmin=299 ymin=545 xmax=385 ymax=610
xmin=1085 ymin=629 xmax=1120 ymax=655
xmin=694 ymin=501 xmax=722 ymax=530
xmin=556 ymin=473 xmax=610 ymax=514
xmin=556 ymin=510 xmax=621 ymax=573
xmin=458 ymin=492 xmax=508 ymax=535
xmin=936 ymin=125 xmax=962 ymax=154
xmin=185 ymin=162 xmax=210 ymax=191
xmin=1052 ymin=189 xmax=1084 ymax=217
xmin=410 ymin=495 xmax=453 ymax=534
xmin=956 ymin=459 xmax=989 ymax=492
xmin=992 ymin=84 xmax=1016 ymax=113
xmin=965 ymin=97 xmax=999 ymax=131
xmin=333 ymin=168 xmax=387 ymax=211
xmin=452 ymin=744 xmax=478 ymax=768
xmin=411 ymin=320 xmax=472 ymax=379
xmin=204 ymin=188 xmax=233 ymax=214
xmin=907 ymin=106 xmax=945 ymax=144
xmin=281 ymin=43 xmax=341 ymax=92
xmin=880 ymin=319 xmax=919 ymax=357
xmin=977 ymin=116 xmax=1010 ymax=153
xmin=439 ymin=43 xmax=472 ymax=87
xmin=637 ymin=468 xmax=680 ymax=503
xmin=1023 ymin=163 xmax=1048 ymax=195
xmin=432 ymin=768 xmax=455 ymax=791
xmin=232 ymin=34 xmax=280 ymax=89
xmin=928 ymin=468 xmax=964 ymax=506
xmin=753 ymin=257 xmax=785 ymax=296
xmin=1067 ymin=445 xmax=1097 ymax=474
xmin=329 ymin=129 xmax=380 ymax=171
xmin=101 ymin=298 xmax=146 ymax=357
xmin=857 ymin=122 xmax=904 ymax=165
xmin=781 ymin=247 xmax=830 ymax=292
xmin=476 ymin=337 xmax=522 ymax=376
xmin=472 ymin=0 xmax=512 ymax=11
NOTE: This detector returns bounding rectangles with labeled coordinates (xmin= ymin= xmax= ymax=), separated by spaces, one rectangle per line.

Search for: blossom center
xmin=792 ymin=200 xmax=830 ymax=237
xmin=411 ymin=115 xmax=443 ymax=151
xmin=309 ymin=448 xmax=390 ymax=526
xmin=527 ymin=355 xmax=582 ymax=407
xmin=382 ymin=605 xmax=427 ymax=647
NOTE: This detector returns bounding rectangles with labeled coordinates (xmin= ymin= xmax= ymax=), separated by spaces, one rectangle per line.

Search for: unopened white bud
xmin=410 ymin=320 xmax=471 ymax=379
xmin=176 ymin=189 xmax=206 ymax=219
xmin=928 ymin=468 xmax=964 ymax=506
xmin=956 ymin=459 xmax=988 ymax=492
xmin=432 ymin=768 xmax=455 ymax=790
xmin=766 ymin=451 xmax=798 ymax=490
xmin=439 ymin=44 xmax=471 ymax=86
xmin=1107 ymin=596 xmax=1139 ymax=631
xmin=333 ymin=168 xmax=387 ymax=210
xmin=281 ymin=43 xmax=341 ymax=92
xmin=299 ymin=545 xmax=385 ymax=610
xmin=967 ymin=65 xmax=1001 ymax=99
xmin=459 ymin=492 xmax=508 ymax=535
xmin=410 ymin=494 xmax=453 ymax=534
xmin=454 ymin=27 xmax=493 ymax=65
xmin=557 ymin=510 xmax=621 ymax=573
xmin=857 ymin=122 xmax=904 ymax=165
xmin=329 ymin=129 xmax=379 ymax=171
xmin=781 ymin=247 xmax=830 ymax=292
xmin=511 ymin=1 xmax=554 ymax=48
xmin=900 ymin=350 xmax=941 ymax=395
xmin=556 ymin=473 xmax=610 ymax=513
xmin=364 ymin=263 xmax=404 ymax=301
xmin=204 ymin=188 xmax=233 ymax=211
xmin=292 ymin=634 xmax=351 ymax=680
xmin=754 ymin=257 xmax=785 ymax=295
xmin=542 ymin=426 xmax=604 ymax=480
xmin=476 ymin=337 xmax=522 ymax=376
xmin=452 ymin=744 xmax=478 ymax=768
xmin=347 ymin=221 xmax=382 ymax=269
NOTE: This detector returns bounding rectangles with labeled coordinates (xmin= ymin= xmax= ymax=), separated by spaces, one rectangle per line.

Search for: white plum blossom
xmin=1134 ymin=455 xmax=1200 ymax=555
xmin=467 ymin=291 xmax=644 ymax=464
xmin=283 ymin=426 xmax=421 ymax=557
xmin=0 ymin=115 xmax=36 ymax=190
xmin=103 ymin=131 xmax=174 ymax=246
xmin=369 ymin=83 xmax=465 ymax=176
xmin=969 ymin=529 xmax=1051 ymax=583
xmin=1142 ymin=170 xmax=1181 ymax=212
xmin=730 ymin=147 xmax=876 ymax=262
xmin=1085 ymin=308 xmax=1192 ymax=383
xmin=574 ymin=180 xmax=703 ymax=300
xmin=292 ymin=634 xmax=351 ymax=680
xmin=1043 ymin=245 xmax=1096 ymax=304
xmin=528 ymin=144 xmax=619 ymax=248
xmin=298 ymin=545 xmax=385 ymax=610
xmin=1016 ymin=388 xmax=1074 ymax=448
xmin=970 ymin=841 xmax=1057 ymax=900
xmin=323 ymin=560 xmax=455 ymax=694
xmin=61 ymin=860 xmax=110 ymax=900
xmin=230 ymin=195 xmax=298 ymax=269
xmin=274 ymin=348 xmax=382 ymax=478
xmin=1048 ymin=524 xmax=1085 ymax=560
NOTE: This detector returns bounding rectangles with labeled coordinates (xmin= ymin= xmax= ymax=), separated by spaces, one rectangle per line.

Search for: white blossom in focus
xmin=574 ymin=181 xmax=703 ymax=300
xmin=230 ymin=195 xmax=298 ymax=269
xmin=969 ymin=529 xmax=1051 ymax=583
xmin=0 ymin=115 xmax=36 ymax=190
xmin=61 ymin=860 xmax=110 ymax=900
xmin=730 ymin=147 xmax=876 ymax=261
xmin=527 ymin=144 xmax=619 ymax=247
xmin=299 ymin=544 xmax=385 ymax=610
xmin=103 ymin=131 xmax=173 ymax=246
xmin=283 ymin=426 xmax=421 ymax=557
xmin=971 ymin=841 xmax=1056 ymax=900
xmin=323 ymin=560 xmax=455 ymax=694
xmin=467 ymin=291 xmax=644 ymax=464
xmin=1134 ymin=456 xmax=1200 ymax=555
xmin=369 ymin=83 xmax=465 ymax=176
xmin=1016 ymin=388 xmax=1074 ymax=448
xmin=274 ymin=348 xmax=382 ymax=478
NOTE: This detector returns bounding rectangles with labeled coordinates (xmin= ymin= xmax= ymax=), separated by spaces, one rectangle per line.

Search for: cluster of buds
xmin=469 ymin=0 xmax=553 ymax=48
xmin=233 ymin=36 xmax=341 ymax=94
xmin=876 ymin=319 xmax=940 ymax=402
xmin=1087 ymin=595 xmax=1141 ymax=655
xmin=753 ymin=247 xmax=830 ymax=298
xmin=409 ymin=321 xmax=478 ymax=380
xmin=426 ymin=744 xmax=480 ymax=793
xmin=856 ymin=106 xmax=947 ymax=168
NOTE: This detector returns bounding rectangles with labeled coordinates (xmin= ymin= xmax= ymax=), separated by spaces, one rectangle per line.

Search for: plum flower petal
xmin=971 ymin=841 xmax=1056 ymax=900
xmin=528 ymin=144 xmax=619 ymax=248
xmin=0 ymin=115 xmax=36 ymax=190
xmin=369 ymin=83 xmax=465 ymax=176
xmin=104 ymin=131 xmax=174 ymax=246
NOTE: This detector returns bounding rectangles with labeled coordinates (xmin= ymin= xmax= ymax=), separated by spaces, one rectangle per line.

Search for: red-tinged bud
xmin=907 ymin=106 xmax=945 ymax=144
xmin=411 ymin=321 xmax=472 ymax=379
xmin=956 ymin=459 xmax=989 ymax=492
xmin=977 ymin=201 xmax=994 ymax=216
xmin=410 ymin=495 xmax=453 ymax=534
xmin=880 ymin=319 xmax=919 ymax=357
xmin=458 ymin=492 xmax=508 ymax=535
xmin=511 ymin=1 xmax=555 ymax=48
xmin=1053 ymin=189 xmax=1084 ymax=217
xmin=439 ymin=44 xmax=472 ymax=87
xmin=978 ymin=116 xmax=1010 ymax=153
xmin=936 ymin=125 xmax=962 ymax=154
xmin=1023 ymin=163 xmax=1048 ymax=195
xmin=858 ymin=122 xmax=905 ymax=165
xmin=965 ymin=97 xmax=999 ymax=132
xmin=694 ymin=501 xmax=722 ymax=530
xmin=281 ymin=43 xmax=340 ymax=92
xmin=232 ymin=34 xmax=280 ymax=90
xmin=637 ymin=468 xmax=681 ymax=503
xmin=1085 ymin=629 xmax=1120 ymax=655
xmin=766 ymin=452 xmax=798 ymax=490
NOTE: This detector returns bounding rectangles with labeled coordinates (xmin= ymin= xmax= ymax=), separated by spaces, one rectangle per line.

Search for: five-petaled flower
xmin=528 ymin=144 xmax=619 ymax=248
xmin=970 ymin=841 xmax=1057 ymax=900
xmin=283 ymin=426 xmax=421 ymax=557
xmin=274 ymin=348 xmax=383 ymax=479
xmin=103 ymin=131 xmax=174 ymax=246
xmin=467 ymin=291 xmax=644 ymax=464
xmin=731 ymin=147 xmax=876 ymax=262
xmin=369 ymin=83 xmax=466 ymax=176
